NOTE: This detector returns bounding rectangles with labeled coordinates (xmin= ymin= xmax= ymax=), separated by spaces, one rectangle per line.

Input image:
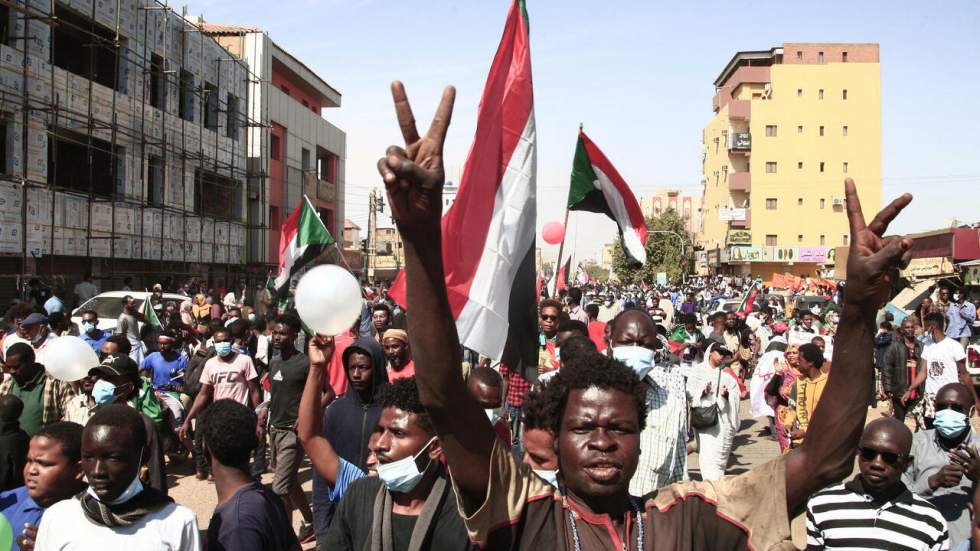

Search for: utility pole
xmin=367 ymin=188 xmax=378 ymax=284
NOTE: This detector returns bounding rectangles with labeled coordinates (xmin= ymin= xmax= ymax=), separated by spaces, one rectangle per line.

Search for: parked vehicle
xmin=71 ymin=291 xmax=187 ymax=334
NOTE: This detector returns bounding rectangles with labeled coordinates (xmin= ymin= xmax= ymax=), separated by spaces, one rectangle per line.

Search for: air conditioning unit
xmin=832 ymin=198 xmax=843 ymax=206
xmin=762 ymin=83 xmax=772 ymax=99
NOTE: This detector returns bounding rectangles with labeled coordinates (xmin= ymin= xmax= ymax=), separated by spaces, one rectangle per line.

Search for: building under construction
xmin=0 ymin=0 xmax=346 ymax=300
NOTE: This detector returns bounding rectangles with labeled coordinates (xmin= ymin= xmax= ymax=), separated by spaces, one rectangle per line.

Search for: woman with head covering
xmin=769 ymin=343 xmax=802 ymax=453
xmin=686 ymin=342 xmax=741 ymax=480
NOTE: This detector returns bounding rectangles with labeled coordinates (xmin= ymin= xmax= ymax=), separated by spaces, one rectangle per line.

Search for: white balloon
xmin=295 ymin=265 xmax=364 ymax=336
xmin=41 ymin=336 xmax=100 ymax=382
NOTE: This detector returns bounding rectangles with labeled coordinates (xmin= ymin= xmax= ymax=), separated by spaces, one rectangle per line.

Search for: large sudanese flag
xmin=567 ymin=131 xmax=647 ymax=266
xmin=390 ymin=0 xmax=537 ymax=366
xmin=274 ymin=195 xmax=335 ymax=295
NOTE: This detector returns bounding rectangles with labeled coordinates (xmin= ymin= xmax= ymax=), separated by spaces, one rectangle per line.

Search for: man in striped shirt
xmin=806 ymin=417 xmax=949 ymax=550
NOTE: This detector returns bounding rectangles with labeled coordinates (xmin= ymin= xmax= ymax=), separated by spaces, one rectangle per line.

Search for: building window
xmin=196 ymin=168 xmax=243 ymax=220
xmin=797 ymin=125 xmax=803 ymax=134
xmin=765 ymin=198 xmax=777 ymax=210
xmin=797 ymin=198 xmax=803 ymax=206
xmin=819 ymin=125 xmax=825 ymax=136
xmin=797 ymin=234 xmax=804 ymax=243
xmin=765 ymin=125 xmax=777 ymax=137
xmin=765 ymin=162 xmax=777 ymax=173
xmin=820 ymin=198 xmax=825 ymax=209
xmin=53 ymin=5 xmax=125 ymax=92
xmin=819 ymin=162 xmax=825 ymax=173
xmin=765 ymin=234 xmax=777 ymax=246
xmin=842 ymin=89 xmax=848 ymax=100
xmin=842 ymin=162 xmax=848 ymax=173
xmin=270 ymin=134 xmax=281 ymax=161
xmin=843 ymin=125 xmax=848 ymax=136
xmin=317 ymin=148 xmax=338 ymax=182
xmin=149 ymin=54 xmax=164 ymax=110
xmin=819 ymin=89 xmax=824 ymax=100
xmin=203 ymin=81 xmax=219 ymax=130
xmin=820 ymin=235 xmax=826 ymax=245
xmin=797 ymin=88 xmax=803 ymax=97
xmin=796 ymin=50 xmax=803 ymax=60
xmin=798 ymin=161 xmax=803 ymax=170
xmin=147 ymin=155 xmax=164 ymax=206
xmin=843 ymin=235 xmax=849 ymax=246
xmin=179 ymin=69 xmax=194 ymax=122
xmin=818 ymin=51 xmax=824 ymax=63
xmin=842 ymin=51 xmax=848 ymax=62
xmin=302 ymin=148 xmax=311 ymax=171
xmin=49 ymin=129 xmax=123 ymax=198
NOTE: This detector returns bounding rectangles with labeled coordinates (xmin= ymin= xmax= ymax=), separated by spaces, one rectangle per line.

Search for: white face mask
xmin=376 ymin=437 xmax=437 ymax=493
xmin=612 ymin=345 xmax=655 ymax=380
xmin=87 ymin=447 xmax=145 ymax=505
xmin=533 ymin=468 xmax=559 ymax=488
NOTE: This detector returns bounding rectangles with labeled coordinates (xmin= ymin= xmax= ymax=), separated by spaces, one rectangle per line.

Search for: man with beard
xmin=376 ymin=80 xmax=914 ymax=550
xmin=263 ymin=314 xmax=320 ymax=543
xmin=807 ymin=417 xmax=947 ymax=549
xmin=382 ymin=329 xmax=415 ymax=381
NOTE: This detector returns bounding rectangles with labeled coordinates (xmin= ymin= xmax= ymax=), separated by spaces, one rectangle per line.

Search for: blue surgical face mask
xmin=376 ymin=437 xmax=436 ymax=493
xmin=81 ymin=322 xmax=96 ymax=334
xmin=612 ymin=345 xmax=655 ymax=380
xmin=533 ymin=468 xmax=559 ymax=488
xmin=934 ymin=408 xmax=970 ymax=439
xmin=92 ymin=379 xmax=118 ymax=406
xmin=214 ymin=342 xmax=233 ymax=357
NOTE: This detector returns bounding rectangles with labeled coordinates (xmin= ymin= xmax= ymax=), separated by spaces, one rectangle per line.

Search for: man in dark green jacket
xmin=881 ymin=317 xmax=924 ymax=422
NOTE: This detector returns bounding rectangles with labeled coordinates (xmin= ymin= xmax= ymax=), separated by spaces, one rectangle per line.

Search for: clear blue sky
xmin=189 ymin=0 xmax=980 ymax=262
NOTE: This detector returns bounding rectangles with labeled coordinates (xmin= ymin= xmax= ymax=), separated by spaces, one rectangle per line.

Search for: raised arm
xmin=297 ymin=335 xmax=344 ymax=484
xmin=784 ymin=179 xmax=913 ymax=516
xmin=376 ymin=81 xmax=496 ymax=509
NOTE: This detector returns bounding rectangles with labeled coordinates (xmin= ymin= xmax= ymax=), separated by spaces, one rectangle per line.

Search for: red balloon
xmin=542 ymin=221 xmax=565 ymax=245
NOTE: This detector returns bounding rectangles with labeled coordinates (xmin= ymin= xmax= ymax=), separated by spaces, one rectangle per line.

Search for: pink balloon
xmin=542 ymin=221 xmax=565 ymax=245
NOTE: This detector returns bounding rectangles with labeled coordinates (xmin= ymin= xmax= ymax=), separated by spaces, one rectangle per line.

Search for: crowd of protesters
xmin=0 ymin=92 xmax=974 ymax=551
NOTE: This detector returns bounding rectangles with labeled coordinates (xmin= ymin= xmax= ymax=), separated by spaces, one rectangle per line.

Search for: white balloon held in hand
xmin=42 ymin=336 xmax=99 ymax=382
xmin=295 ymin=265 xmax=363 ymax=336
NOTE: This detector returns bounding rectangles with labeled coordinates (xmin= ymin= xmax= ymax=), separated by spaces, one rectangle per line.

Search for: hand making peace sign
xmin=376 ymin=81 xmax=456 ymax=241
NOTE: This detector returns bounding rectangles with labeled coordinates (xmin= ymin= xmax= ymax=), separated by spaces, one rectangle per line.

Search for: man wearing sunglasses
xmin=806 ymin=417 xmax=949 ymax=550
xmin=903 ymin=383 xmax=979 ymax=548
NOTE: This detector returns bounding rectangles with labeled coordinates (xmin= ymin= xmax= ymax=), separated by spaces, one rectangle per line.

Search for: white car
xmin=712 ymin=299 xmax=743 ymax=314
xmin=71 ymin=291 xmax=188 ymax=334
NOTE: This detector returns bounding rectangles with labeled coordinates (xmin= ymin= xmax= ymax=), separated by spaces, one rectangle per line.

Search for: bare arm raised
xmin=376 ymin=81 xmax=497 ymax=511
xmin=784 ymin=179 xmax=913 ymax=516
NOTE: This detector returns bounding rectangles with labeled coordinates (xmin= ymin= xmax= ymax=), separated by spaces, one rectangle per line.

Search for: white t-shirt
xmin=922 ymin=337 xmax=967 ymax=395
xmin=35 ymin=497 xmax=201 ymax=551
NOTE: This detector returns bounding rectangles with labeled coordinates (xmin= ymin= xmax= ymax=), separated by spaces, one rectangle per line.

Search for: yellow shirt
xmin=793 ymin=370 xmax=829 ymax=446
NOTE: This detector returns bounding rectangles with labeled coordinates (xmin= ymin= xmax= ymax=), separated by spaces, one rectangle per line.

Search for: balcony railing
xmin=729 ymin=171 xmax=751 ymax=192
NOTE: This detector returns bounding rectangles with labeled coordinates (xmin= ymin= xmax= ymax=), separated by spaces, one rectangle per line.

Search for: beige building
xmin=639 ymin=189 xmax=703 ymax=240
xmin=701 ymin=43 xmax=881 ymax=278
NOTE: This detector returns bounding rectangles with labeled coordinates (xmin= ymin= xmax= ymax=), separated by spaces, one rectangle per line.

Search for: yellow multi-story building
xmin=700 ymin=43 xmax=881 ymax=278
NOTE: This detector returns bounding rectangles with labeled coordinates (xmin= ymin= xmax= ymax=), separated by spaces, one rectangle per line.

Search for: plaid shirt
xmin=0 ymin=370 xmax=76 ymax=427
xmin=500 ymin=363 xmax=531 ymax=408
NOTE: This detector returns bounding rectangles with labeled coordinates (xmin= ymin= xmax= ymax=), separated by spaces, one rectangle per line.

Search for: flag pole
xmin=552 ymin=208 xmax=569 ymax=296
xmin=332 ymin=242 xmax=354 ymax=272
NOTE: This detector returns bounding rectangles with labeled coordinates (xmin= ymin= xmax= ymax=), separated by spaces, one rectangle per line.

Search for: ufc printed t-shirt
xmin=922 ymin=337 xmax=967 ymax=396
xmin=200 ymin=353 xmax=258 ymax=405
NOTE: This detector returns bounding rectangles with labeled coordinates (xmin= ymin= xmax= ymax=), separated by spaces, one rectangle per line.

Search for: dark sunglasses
xmin=858 ymin=447 xmax=905 ymax=466
xmin=540 ymin=314 xmax=558 ymax=321
xmin=935 ymin=403 xmax=967 ymax=413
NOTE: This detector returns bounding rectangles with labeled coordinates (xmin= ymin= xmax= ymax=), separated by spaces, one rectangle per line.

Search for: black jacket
xmin=312 ymin=336 xmax=389 ymax=540
xmin=880 ymin=335 xmax=924 ymax=395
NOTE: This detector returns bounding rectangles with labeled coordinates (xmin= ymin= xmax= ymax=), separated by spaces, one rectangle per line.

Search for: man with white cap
xmin=382 ymin=329 xmax=415 ymax=381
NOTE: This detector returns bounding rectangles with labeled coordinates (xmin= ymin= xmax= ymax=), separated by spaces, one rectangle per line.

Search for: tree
xmin=582 ymin=263 xmax=610 ymax=283
xmin=611 ymin=208 xmax=692 ymax=284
